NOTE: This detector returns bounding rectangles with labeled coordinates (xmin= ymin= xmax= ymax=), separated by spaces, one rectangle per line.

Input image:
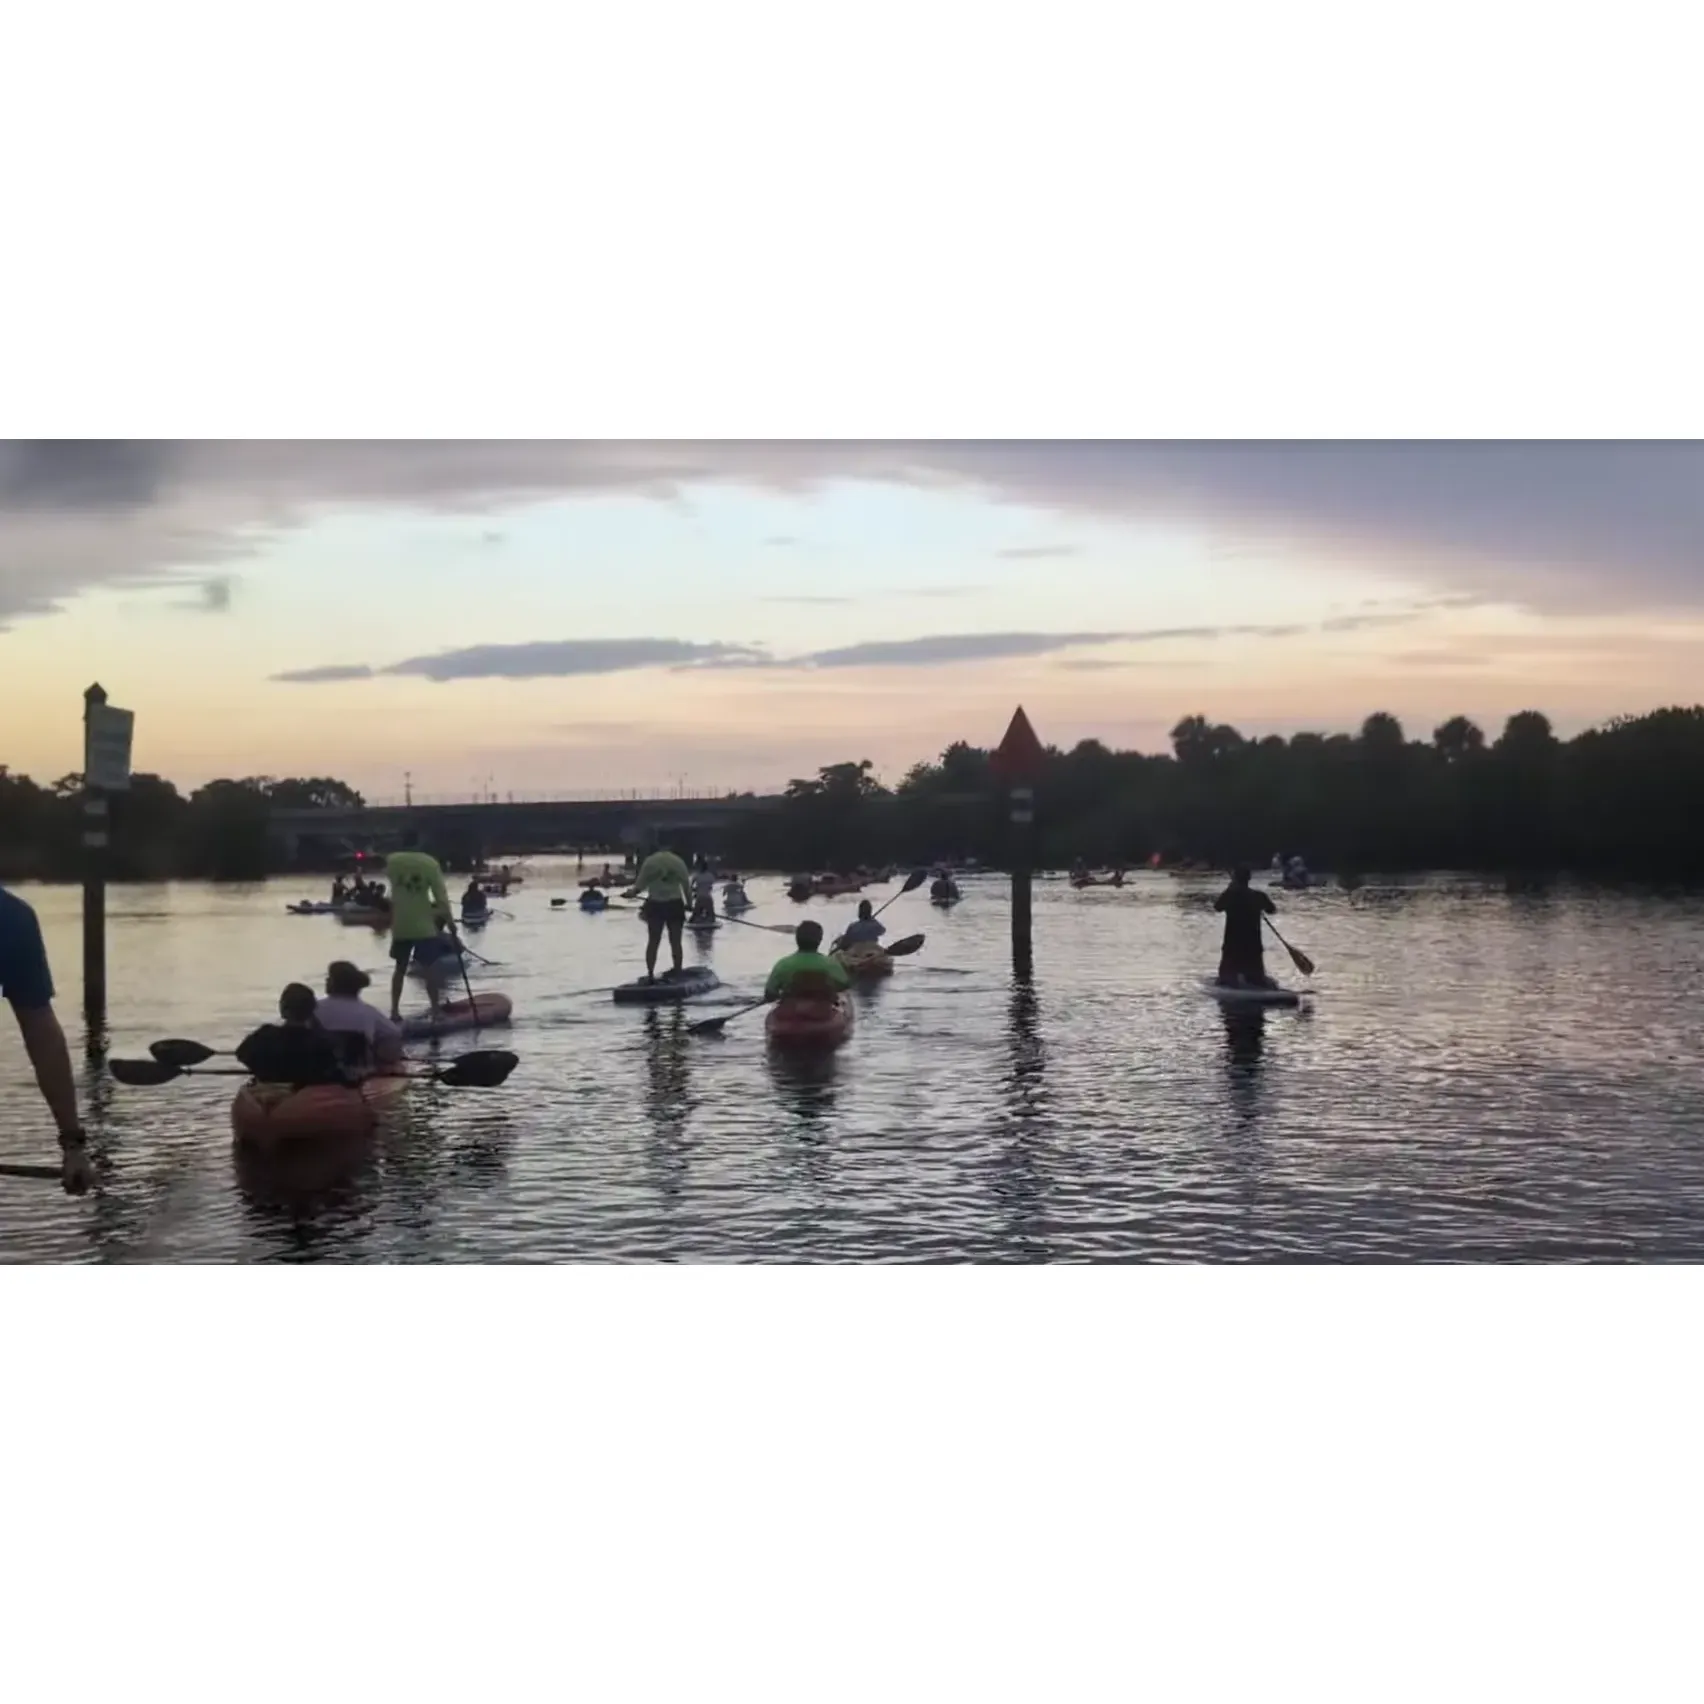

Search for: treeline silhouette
xmin=0 ymin=771 xmax=364 ymax=882
xmin=4 ymin=704 xmax=1700 ymax=883
xmin=720 ymin=705 xmax=1704 ymax=879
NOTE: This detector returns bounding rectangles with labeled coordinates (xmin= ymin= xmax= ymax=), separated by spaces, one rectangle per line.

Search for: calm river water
xmin=4 ymin=867 xmax=1702 ymax=1262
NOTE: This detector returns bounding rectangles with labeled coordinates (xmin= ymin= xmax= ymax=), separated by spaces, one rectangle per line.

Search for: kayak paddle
xmin=688 ymin=998 xmax=771 ymax=1037
xmin=721 ymin=913 xmax=801 ymax=935
xmin=883 ymin=933 xmax=926 ymax=956
xmin=1263 ymin=916 xmax=1316 ymax=978
xmin=114 ymin=1049 xmax=519 ymax=1088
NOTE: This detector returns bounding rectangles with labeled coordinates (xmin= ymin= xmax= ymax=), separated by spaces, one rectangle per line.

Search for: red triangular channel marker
xmin=992 ymin=706 xmax=1046 ymax=784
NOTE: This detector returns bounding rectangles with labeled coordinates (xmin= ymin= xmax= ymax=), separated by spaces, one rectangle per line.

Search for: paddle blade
xmin=150 ymin=1039 xmax=219 ymax=1068
xmin=689 ymin=1000 xmax=766 ymax=1037
xmin=110 ymin=1057 xmax=186 ymax=1086
xmin=900 ymin=868 xmax=929 ymax=894
xmin=551 ymin=897 xmax=567 ymax=906
xmin=885 ymin=933 xmax=926 ymax=957
xmin=436 ymin=1049 xmax=520 ymax=1088
xmin=1287 ymin=944 xmax=1316 ymax=978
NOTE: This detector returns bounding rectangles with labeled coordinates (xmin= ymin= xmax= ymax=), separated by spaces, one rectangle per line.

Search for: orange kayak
xmin=765 ymin=993 xmax=855 ymax=1049
xmin=230 ymin=1069 xmax=409 ymax=1151
xmin=834 ymin=943 xmax=893 ymax=979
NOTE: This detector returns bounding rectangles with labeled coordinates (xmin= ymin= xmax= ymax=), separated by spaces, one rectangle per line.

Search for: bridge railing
xmin=325 ymin=787 xmax=755 ymax=810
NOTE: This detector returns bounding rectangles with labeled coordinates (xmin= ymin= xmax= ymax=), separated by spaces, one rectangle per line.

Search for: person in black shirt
xmin=235 ymin=983 xmax=351 ymax=1086
xmin=1213 ymin=866 xmax=1278 ymax=988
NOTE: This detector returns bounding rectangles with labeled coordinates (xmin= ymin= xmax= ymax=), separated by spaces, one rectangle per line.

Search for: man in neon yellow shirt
xmin=385 ymin=831 xmax=454 ymax=1021
xmin=765 ymin=920 xmax=852 ymax=1000
xmin=624 ymin=842 xmax=692 ymax=983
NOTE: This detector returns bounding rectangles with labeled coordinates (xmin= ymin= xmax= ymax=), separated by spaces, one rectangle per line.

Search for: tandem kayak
xmin=230 ymin=1068 xmax=409 ymax=1151
xmin=834 ymin=943 xmax=894 ymax=979
xmin=399 ymin=991 xmax=514 ymax=1037
xmin=612 ymin=966 xmax=720 ymax=1005
xmin=766 ymin=993 xmax=855 ymax=1049
xmin=1202 ymin=979 xmax=1304 ymax=1008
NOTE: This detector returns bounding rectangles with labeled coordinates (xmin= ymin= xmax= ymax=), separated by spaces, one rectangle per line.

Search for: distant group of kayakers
xmin=330 ymin=874 xmax=389 ymax=911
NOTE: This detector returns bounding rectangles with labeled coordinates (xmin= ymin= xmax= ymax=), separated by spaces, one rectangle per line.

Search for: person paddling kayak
xmin=0 ymin=882 xmax=96 ymax=1194
xmin=624 ymin=842 xmax=692 ymax=983
xmin=836 ymin=899 xmax=886 ymax=949
xmin=236 ymin=983 xmax=352 ymax=1086
xmin=315 ymin=960 xmax=404 ymax=1072
xmin=385 ymin=831 xmax=455 ymax=1022
xmin=1213 ymin=865 xmax=1278 ymax=989
xmin=460 ymin=879 xmax=490 ymax=919
xmin=765 ymin=920 xmax=852 ymax=1001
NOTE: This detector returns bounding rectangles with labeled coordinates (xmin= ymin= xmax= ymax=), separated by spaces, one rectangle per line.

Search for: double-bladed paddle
xmin=113 ymin=1046 xmax=519 ymax=1088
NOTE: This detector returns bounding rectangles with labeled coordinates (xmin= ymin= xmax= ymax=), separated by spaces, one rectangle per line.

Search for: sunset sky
xmin=2 ymin=441 xmax=1701 ymax=801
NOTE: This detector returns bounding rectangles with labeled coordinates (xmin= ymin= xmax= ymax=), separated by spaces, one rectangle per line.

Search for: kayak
xmin=230 ymin=1068 xmax=409 ymax=1151
xmin=580 ymin=873 xmax=627 ymax=889
xmin=287 ymin=900 xmax=337 ymax=915
xmin=580 ymin=896 xmax=610 ymax=912
xmin=399 ymin=991 xmax=514 ymax=1037
xmin=613 ymin=965 xmax=720 ymax=1005
xmin=689 ymin=916 xmax=720 ymax=933
xmin=1202 ymin=978 xmax=1303 ymax=1008
xmin=930 ymin=894 xmax=960 ymax=908
xmin=766 ymin=993 xmax=855 ymax=1049
xmin=337 ymin=907 xmax=390 ymax=927
xmin=834 ymin=943 xmax=894 ymax=979
xmin=722 ymin=894 xmax=753 ymax=913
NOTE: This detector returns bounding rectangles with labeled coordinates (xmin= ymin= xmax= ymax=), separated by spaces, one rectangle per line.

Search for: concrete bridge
xmin=270 ymin=791 xmax=785 ymax=868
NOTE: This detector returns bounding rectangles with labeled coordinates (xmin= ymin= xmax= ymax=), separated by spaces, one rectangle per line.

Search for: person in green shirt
xmin=765 ymin=920 xmax=853 ymax=1001
xmin=384 ymin=831 xmax=455 ymax=1021
xmin=624 ymin=843 xmax=692 ymax=983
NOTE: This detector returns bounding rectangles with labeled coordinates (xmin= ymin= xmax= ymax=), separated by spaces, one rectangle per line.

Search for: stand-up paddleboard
xmin=1202 ymin=978 xmax=1304 ymax=1008
xmin=612 ymin=966 xmax=720 ymax=1005
xmin=689 ymin=917 xmax=720 ymax=933
xmin=400 ymin=991 xmax=514 ymax=1037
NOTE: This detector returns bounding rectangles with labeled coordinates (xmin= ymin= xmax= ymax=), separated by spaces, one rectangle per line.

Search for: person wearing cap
xmin=235 ymin=983 xmax=351 ymax=1086
xmin=316 ymin=960 xmax=405 ymax=1071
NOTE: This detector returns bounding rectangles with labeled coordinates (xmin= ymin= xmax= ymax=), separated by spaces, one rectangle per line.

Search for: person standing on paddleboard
xmin=385 ymin=830 xmax=454 ymax=1022
xmin=625 ymin=843 xmax=692 ymax=983
xmin=1213 ymin=866 xmax=1278 ymax=989
xmin=0 ymin=883 xmax=96 ymax=1195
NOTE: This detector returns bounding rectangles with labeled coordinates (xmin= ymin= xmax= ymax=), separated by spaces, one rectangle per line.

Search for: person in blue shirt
xmin=836 ymin=900 xmax=887 ymax=949
xmin=0 ymin=885 xmax=96 ymax=1194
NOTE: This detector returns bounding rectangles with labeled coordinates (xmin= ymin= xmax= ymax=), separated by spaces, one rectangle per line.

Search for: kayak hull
xmin=579 ymin=899 xmax=610 ymax=913
xmin=613 ymin=967 xmax=721 ymax=1005
xmin=766 ymin=993 xmax=855 ymax=1049
xmin=230 ymin=1069 xmax=409 ymax=1151
xmin=400 ymin=991 xmax=514 ymax=1037
xmin=287 ymin=901 xmax=336 ymax=915
xmin=336 ymin=907 xmax=390 ymax=927
xmin=834 ymin=944 xmax=894 ymax=979
xmin=1202 ymin=978 xmax=1302 ymax=1008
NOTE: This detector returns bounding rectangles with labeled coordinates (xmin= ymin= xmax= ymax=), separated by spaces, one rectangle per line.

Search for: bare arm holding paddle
xmin=1 ymin=886 xmax=95 ymax=1195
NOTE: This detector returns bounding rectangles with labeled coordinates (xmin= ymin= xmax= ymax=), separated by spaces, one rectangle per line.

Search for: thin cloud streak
xmin=997 ymin=544 xmax=1079 ymax=560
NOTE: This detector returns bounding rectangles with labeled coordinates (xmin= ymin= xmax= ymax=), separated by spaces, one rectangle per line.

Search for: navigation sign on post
xmin=85 ymin=701 xmax=135 ymax=793
xmin=990 ymin=705 xmax=1045 ymax=786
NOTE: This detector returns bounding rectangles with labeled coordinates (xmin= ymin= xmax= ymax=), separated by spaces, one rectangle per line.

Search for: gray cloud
xmin=997 ymin=544 xmax=1079 ymax=560
xmin=272 ymin=663 xmax=377 ymax=683
xmin=1387 ymin=648 xmax=1493 ymax=668
xmin=3 ymin=442 xmax=1703 ymax=629
xmin=384 ymin=638 xmax=769 ymax=682
xmin=270 ymin=616 xmax=1383 ymax=686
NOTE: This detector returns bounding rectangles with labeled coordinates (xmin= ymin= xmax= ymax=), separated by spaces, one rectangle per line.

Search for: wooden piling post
xmin=992 ymin=706 xmax=1045 ymax=980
